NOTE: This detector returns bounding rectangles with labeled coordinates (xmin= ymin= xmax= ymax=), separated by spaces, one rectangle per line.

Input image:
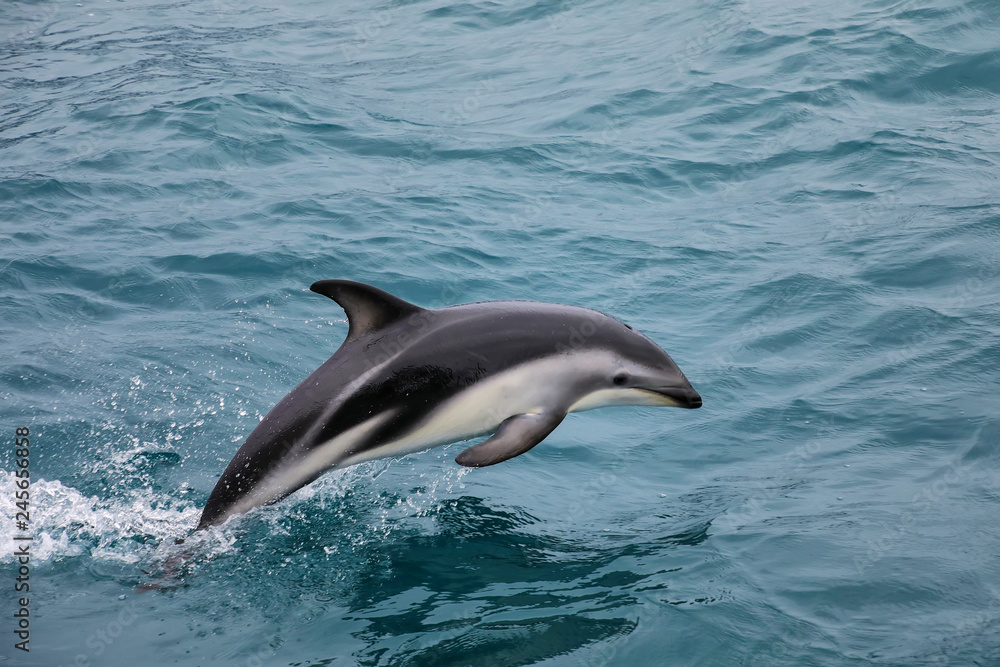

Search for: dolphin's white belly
xmin=242 ymin=351 xmax=642 ymax=516
xmin=236 ymin=352 xmax=622 ymax=517
xmin=337 ymin=354 xmax=604 ymax=467
xmin=220 ymin=357 xmax=564 ymax=521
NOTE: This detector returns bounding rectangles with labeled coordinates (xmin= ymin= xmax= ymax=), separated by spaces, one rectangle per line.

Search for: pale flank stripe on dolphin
xmin=221 ymin=410 xmax=397 ymax=523
xmin=335 ymin=351 xmax=651 ymax=470
xmin=296 ymin=334 xmax=421 ymax=452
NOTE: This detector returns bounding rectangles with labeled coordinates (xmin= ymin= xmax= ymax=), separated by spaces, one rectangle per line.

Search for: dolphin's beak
xmin=648 ymin=385 xmax=702 ymax=409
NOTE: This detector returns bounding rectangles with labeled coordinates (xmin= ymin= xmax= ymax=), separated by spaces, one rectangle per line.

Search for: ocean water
xmin=2 ymin=0 xmax=999 ymax=664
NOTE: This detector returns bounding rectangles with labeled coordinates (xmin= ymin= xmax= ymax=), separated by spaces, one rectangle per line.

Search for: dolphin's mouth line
xmin=640 ymin=386 xmax=703 ymax=409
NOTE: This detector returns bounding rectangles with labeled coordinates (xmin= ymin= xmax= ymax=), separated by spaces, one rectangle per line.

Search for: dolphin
xmin=197 ymin=280 xmax=701 ymax=529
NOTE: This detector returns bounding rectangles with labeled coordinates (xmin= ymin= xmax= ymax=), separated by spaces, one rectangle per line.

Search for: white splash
xmin=0 ymin=470 xmax=200 ymax=564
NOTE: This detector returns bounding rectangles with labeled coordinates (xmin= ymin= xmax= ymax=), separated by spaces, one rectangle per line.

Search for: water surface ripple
xmin=2 ymin=0 xmax=999 ymax=665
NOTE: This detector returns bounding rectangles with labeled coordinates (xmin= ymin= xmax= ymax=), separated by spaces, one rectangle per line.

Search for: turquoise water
xmin=2 ymin=0 xmax=999 ymax=664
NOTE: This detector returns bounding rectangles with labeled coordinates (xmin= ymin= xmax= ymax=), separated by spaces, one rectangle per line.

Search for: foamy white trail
xmin=0 ymin=451 xmax=475 ymax=572
xmin=0 ymin=470 xmax=201 ymax=564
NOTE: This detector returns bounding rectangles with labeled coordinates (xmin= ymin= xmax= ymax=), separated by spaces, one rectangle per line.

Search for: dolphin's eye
xmin=613 ymin=372 xmax=628 ymax=386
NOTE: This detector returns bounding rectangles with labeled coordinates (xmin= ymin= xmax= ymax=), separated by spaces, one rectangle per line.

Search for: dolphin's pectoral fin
xmin=455 ymin=412 xmax=566 ymax=468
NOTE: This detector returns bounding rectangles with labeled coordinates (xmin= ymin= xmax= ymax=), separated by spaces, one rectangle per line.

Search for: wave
xmin=0 ymin=469 xmax=199 ymax=564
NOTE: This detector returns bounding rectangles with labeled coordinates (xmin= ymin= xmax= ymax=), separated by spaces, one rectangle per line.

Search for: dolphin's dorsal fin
xmin=310 ymin=280 xmax=425 ymax=342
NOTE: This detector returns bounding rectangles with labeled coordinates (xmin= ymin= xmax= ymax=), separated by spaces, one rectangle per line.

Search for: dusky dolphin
xmin=197 ymin=280 xmax=701 ymax=529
